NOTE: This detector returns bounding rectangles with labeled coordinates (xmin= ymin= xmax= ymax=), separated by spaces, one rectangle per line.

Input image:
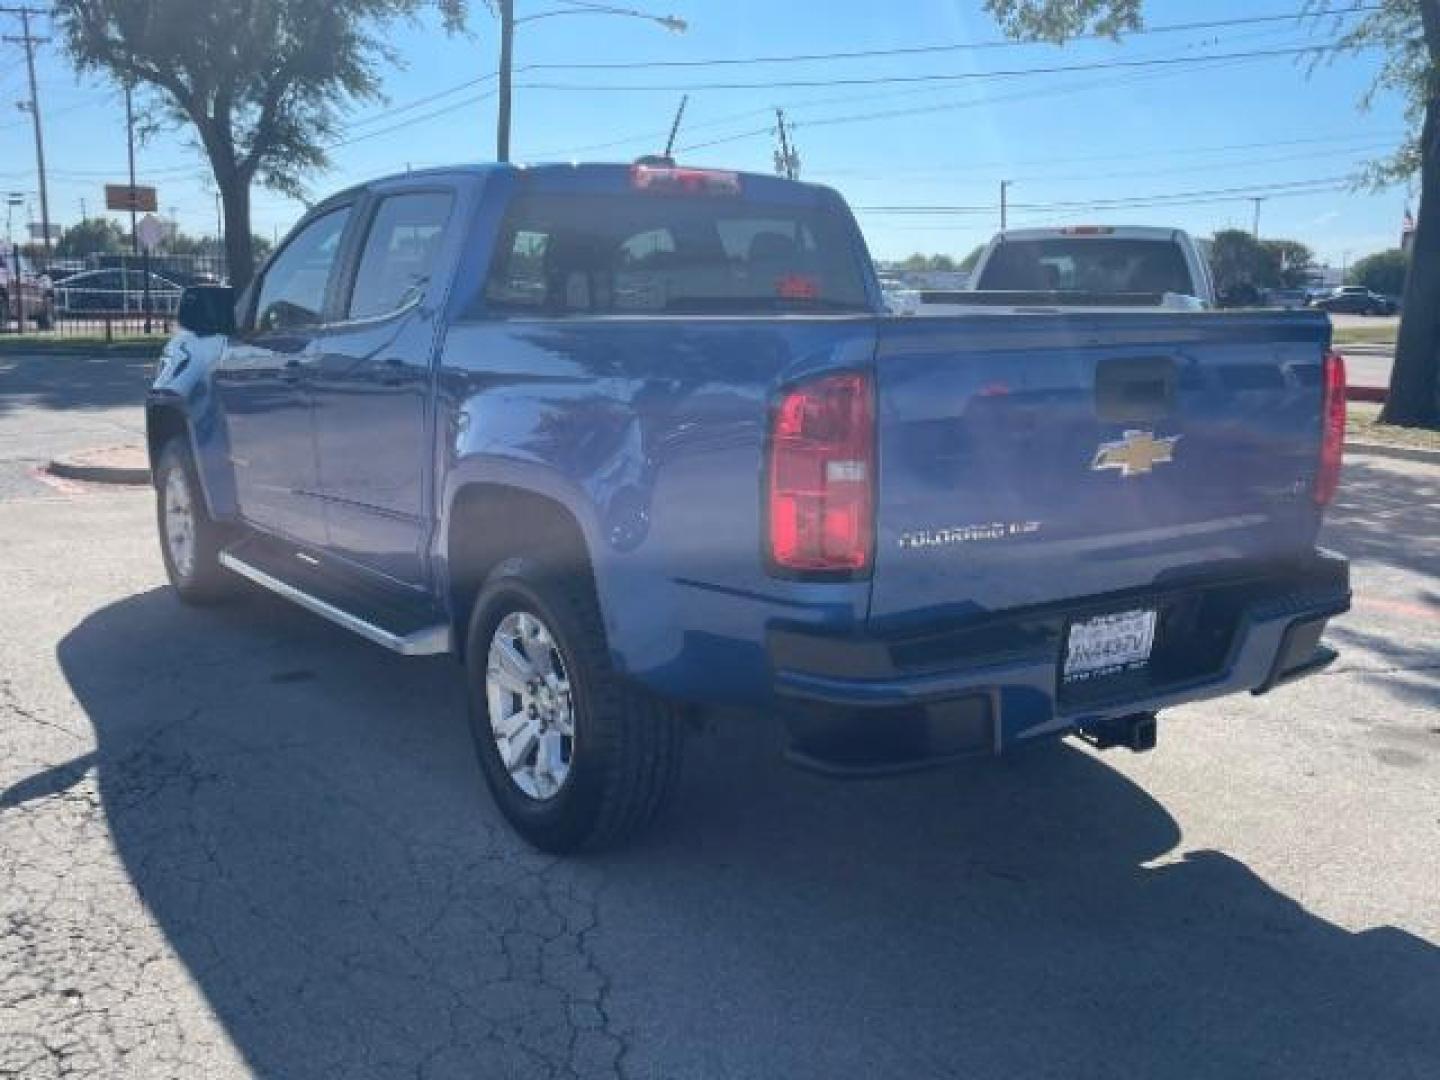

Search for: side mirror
xmin=178 ymin=285 xmax=236 ymax=337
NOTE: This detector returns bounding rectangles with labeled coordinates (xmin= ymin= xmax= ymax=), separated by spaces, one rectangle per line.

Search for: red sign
xmin=105 ymin=185 xmax=158 ymax=213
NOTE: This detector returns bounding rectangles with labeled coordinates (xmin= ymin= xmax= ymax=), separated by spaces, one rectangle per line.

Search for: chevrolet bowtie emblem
xmin=1091 ymin=430 xmax=1181 ymax=477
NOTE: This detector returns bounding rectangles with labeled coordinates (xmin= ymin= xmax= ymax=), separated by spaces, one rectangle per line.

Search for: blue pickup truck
xmin=148 ymin=162 xmax=1350 ymax=851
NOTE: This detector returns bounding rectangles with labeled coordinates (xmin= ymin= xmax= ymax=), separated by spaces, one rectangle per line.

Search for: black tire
xmin=464 ymin=555 xmax=684 ymax=853
xmin=154 ymin=438 xmax=236 ymax=605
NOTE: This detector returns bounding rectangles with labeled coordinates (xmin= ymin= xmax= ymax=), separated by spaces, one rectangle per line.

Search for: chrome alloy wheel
xmin=163 ymin=465 xmax=197 ymax=581
xmin=485 ymin=611 xmax=576 ymax=801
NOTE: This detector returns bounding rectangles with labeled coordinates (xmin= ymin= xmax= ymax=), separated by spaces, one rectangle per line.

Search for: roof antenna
xmin=663 ymin=94 xmax=688 ymax=161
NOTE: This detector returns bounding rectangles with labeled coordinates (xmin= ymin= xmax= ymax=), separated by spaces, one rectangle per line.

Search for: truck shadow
xmin=35 ymin=587 xmax=1440 ymax=1079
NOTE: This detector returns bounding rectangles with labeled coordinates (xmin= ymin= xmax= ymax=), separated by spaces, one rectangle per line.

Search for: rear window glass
xmin=977 ymin=238 xmax=1196 ymax=296
xmin=484 ymin=193 xmax=868 ymax=316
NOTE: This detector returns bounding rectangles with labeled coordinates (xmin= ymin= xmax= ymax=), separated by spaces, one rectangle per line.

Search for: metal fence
xmin=1 ymin=252 xmax=230 ymax=340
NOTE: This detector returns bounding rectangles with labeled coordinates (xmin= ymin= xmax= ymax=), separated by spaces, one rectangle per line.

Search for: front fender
xmin=147 ymin=332 xmax=238 ymax=521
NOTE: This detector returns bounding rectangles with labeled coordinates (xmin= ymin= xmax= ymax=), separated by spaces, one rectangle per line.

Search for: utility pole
xmin=1000 ymin=180 xmax=1011 ymax=231
xmin=3 ymin=5 xmax=53 ymax=258
xmin=1250 ymin=196 xmax=1266 ymax=239
xmin=496 ymin=0 xmax=514 ymax=162
xmin=123 ymin=82 xmax=153 ymax=332
xmin=773 ymin=108 xmax=799 ymax=180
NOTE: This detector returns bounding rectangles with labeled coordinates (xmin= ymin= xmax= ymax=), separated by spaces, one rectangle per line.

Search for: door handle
xmin=281 ymin=356 xmax=310 ymax=384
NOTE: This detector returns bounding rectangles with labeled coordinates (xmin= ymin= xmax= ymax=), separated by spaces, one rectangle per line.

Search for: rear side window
xmin=348 ymin=192 xmax=454 ymax=320
xmin=978 ymin=239 xmax=1195 ymax=296
xmin=484 ymin=193 xmax=868 ymax=316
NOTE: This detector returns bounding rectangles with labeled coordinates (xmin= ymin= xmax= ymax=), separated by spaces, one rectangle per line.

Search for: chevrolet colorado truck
xmin=147 ymin=162 xmax=1351 ymax=852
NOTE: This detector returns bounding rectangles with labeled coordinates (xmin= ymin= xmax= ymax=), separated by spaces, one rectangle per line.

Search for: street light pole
xmin=495 ymin=2 xmax=687 ymax=163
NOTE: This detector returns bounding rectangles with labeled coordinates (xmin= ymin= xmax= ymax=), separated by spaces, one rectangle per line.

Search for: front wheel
xmin=465 ymin=557 xmax=684 ymax=853
xmin=154 ymin=439 xmax=235 ymax=605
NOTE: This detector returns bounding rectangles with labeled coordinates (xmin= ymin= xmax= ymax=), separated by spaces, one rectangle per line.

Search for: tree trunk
xmin=1383 ymin=4 xmax=1440 ymax=427
xmin=218 ymin=173 xmax=256 ymax=293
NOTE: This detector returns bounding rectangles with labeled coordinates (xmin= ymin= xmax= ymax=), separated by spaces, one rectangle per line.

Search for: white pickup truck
xmin=907 ymin=226 xmax=1216 ymax=315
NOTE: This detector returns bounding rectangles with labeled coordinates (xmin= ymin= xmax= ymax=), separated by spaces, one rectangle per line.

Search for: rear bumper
xmin=768 ymin=552 xmax=1349 ymax=774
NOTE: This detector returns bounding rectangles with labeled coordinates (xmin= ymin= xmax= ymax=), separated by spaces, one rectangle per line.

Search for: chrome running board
xmin=219 ymin=550 xmax=451 ymax=656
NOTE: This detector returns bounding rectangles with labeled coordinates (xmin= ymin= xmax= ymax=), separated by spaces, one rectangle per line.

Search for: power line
xmin=514 ymin=43 xmax=1354 ymax=93
xmin=518 ymin=5 xmax=1380 ymax=71
xmin=814 ymin=131 xmax=1408 ymax=179
xmin=674 ymin=48 xmax=1288 ymax=153
xmin=852 ymin=177 xmax=1358 ymax=217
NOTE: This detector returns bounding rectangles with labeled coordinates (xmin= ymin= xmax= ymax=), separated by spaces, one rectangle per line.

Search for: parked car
xmin=910 ymin=226 xmax=1215 ymax=314
xmin=54 ymin=268 xmax=185 ymax=316
xmin=0 ymin=247 xmax=56 ymax=329
xmin=1309 ymin=286 xmax=1396 ymax=316
xmin=147 ymin=162 xmax=1351 ymax=852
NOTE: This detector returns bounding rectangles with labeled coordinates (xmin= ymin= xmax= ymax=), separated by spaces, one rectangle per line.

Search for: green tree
xmin=1351 ymin=248 xmax=1411 ymax=295
xmin=1209 ymin=229 xmax=1280 ymax=297
xmin=899 ymin=253 xmax=961 ymax=272
xmin=55 ymin=216 xmax=127 ymax=257
xmin=1261 ymin=239 xmax=1317 ymax=288
xmin=53 ymin=0 xmax=470 ymax=290
xmin=984 ymin=0 xmax=1440 ymax=427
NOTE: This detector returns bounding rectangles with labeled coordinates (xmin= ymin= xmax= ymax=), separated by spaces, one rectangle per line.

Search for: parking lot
xmin=1 ymin=352 xmax=1437 ymax=1079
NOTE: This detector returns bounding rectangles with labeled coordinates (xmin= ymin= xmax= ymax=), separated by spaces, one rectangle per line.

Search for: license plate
xmin=1063 ymin=609 xmax=1158 ymax=683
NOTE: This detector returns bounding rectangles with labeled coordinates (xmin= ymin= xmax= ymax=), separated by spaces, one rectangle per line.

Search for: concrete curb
xmin=46 ymin=447 xmax=152 ymax=487
xmin=1346 ymin=440 xmax=1440 ymax=466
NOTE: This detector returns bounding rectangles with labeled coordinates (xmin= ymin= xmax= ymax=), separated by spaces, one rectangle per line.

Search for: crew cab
xmin=148 ymin=163 xmax=1350 ymax=852
xmin=912 ymin=226 xmax=1215 ymax=315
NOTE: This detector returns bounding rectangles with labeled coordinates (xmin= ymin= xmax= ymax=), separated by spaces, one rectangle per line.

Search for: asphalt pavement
xmin=0 ymin=352 xmax=1437 ymax=1079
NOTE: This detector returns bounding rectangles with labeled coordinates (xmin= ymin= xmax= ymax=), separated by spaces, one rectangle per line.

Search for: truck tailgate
xmin=869 ymin=312 xmax=1331 ymax=629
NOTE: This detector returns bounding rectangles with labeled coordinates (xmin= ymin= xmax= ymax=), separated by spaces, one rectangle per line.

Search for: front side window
xmin=484 ymin=193 xmax=868 ymax=316
xmin=347 ymin=192 xmax=454 ymax=320
xmin=254 ymin=207 xmax=352 ymax=332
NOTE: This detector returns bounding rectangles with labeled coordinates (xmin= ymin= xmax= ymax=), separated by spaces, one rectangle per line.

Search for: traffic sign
xmin=105 ymin=184 xmax=158 ymax=213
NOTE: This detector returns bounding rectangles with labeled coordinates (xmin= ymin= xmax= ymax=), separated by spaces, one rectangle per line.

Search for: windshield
xmin=977 ymin=237 xmax=1196 ymax=296
xmin=484 ymin=193 xmax=869 ymax=316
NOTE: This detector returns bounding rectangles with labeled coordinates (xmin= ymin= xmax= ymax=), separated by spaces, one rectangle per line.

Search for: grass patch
xmin=0 ymin=334 xmax=162 ymax=354
xmin=1333 ymin=325 xmax=1397 ymax=346
xmin=1348 ymin=401 xmax=1440 ymax=452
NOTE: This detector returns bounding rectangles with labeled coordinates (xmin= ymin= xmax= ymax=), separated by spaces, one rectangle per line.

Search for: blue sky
xmin=0 ymin=0 xmax=1413 ymax=267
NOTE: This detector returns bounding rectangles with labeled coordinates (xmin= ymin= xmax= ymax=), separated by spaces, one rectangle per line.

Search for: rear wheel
xmin=465 ymin=556 xmax=684 ymax=853
xmin=154 ymin=439 xmax=235 ymax=605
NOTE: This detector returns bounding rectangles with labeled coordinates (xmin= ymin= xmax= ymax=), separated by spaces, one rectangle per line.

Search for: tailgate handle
xmin=1095 ymin=356 xmax=1177 ymax=423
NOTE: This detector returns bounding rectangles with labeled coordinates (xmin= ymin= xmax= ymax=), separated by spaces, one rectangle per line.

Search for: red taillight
xmin=630 ymin=165 xmax=740 ymax=196
xmin=767 ymin=372 xmax=875 ymax=574
xmin=1315 ymin=348 xmax=1346 ymax=506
